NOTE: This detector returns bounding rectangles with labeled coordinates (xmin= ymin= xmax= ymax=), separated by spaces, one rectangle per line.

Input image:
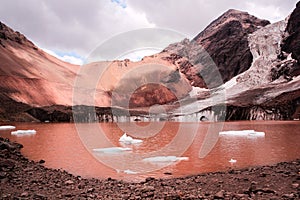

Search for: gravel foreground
xmin=0 ymin=137 xmax=299 ymax=199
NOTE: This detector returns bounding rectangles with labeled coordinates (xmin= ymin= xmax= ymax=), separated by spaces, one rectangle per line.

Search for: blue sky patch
xmin=111 ymin=0 xmax=127 ymax=8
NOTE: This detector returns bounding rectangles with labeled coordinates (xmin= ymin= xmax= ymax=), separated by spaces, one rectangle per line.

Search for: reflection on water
xmin=0 ymin=121 xmax=299 ymax=181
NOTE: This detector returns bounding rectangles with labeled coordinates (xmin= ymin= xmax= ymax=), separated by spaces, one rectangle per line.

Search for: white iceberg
xmin=93 ymin=147 xmax=132 ymax=154
xmin=229 ymin=158 xmax=237 ymax=163
xmin=0 ymin=125 xmax=16 ymax=130
xmin=119 ymin=133 xmax=143 ymax=144
xmin=219 ymin=130 xmax=265 ymax=137
xmin=143 ymin=156 xmax=189 ymax=163
xmin=11 ymin=130 xmax=36 ymax=135
xmin=115 ymin=169 xmax=138 ymax=174
xmin=123 ymin=169 xmax=138 ymax=174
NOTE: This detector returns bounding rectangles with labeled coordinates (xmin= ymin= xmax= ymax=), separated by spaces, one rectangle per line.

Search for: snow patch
xmin=223 ymin=76 xmax=238 ymax=89
xmin=188 ymin=86 xmax=209 ymax=97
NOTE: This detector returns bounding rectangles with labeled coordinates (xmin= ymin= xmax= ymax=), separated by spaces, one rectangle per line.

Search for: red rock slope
xmin=0 ymin=22 xmax=79 ymax=106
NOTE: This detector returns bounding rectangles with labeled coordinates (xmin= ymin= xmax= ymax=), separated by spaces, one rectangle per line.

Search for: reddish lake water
xmin=1 ymin=121 xmax=299 ymax=182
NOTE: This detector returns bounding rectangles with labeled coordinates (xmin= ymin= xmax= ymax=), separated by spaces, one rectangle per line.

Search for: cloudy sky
xmin=0 ymin=0 xmax=298 ymax=64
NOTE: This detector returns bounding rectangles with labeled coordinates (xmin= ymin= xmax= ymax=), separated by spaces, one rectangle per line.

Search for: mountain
xmin=162 ymin=9 xmax=270 ymax=87
xmin=0 ymin=22 xmax=191 ymax=121
xmin=0 ymin=2 xmax=299 ymax=122
xmin=0 ymin=22 xmax=79 ymax=121
xmin=156 ymin=4 xmax=300 ymax=121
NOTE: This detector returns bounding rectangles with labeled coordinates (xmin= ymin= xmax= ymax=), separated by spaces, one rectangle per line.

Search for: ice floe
xmin=123 ymin=169 xmax=138 ymax=174
xmin=119 ymin=133 xmax=143 ymax=144
xmin=229 ymin=158 xmax=237 ymax=163
xmin=11 ymin=130 xmax=36 ymax=135
xmin=93 ymin=147 xmax=132 ymax=153
xmin=0 ymin=125 xmax=16 ymax=130
xmin=143 ymin=156 xmax=189 ymax=163
xmin=219 ymin=130 xmax=265 ymax=137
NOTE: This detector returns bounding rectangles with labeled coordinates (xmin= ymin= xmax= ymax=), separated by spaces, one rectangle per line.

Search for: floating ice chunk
xmin=93 ymin=147 xmax=132 ymax=154
xmin=115 ymin=169 xmax=138 ymax=174
xmin=0 ymin=125 xmax=16 ymax=130
xmin=123 ymin=169 xmax=138 ymax=174
xmin=119 ymin=133 xmax=143 ymax=144
xmin=229 ymin=158 xmax=237 ymax=163
xmin=11 ymin=130 xmax=36 ymax=135
xmin=143 ymin=156 xmax=189 ymax=163
xmin=219 ymin=130 xmax=265 ymax=137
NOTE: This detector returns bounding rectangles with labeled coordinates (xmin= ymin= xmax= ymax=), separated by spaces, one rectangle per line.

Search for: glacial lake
xmin=1 ymin=121 xmax=300 ymax=181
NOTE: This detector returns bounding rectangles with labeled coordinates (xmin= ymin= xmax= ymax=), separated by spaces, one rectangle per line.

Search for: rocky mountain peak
xmin=163 ymin=8 xmax=271 ymax=87
xmin=0 ymin=21 xmax=37 ymax=50
xmin=193 ymin=9 xmax=270 ymax=43
xmin=282 ymin=1 xmax=300 ymax=65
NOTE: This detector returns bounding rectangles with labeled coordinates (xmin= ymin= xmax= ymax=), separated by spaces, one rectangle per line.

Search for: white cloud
xmin=0 ymin=0 xmax=298 ymax=61
xmin=0 ymin=0 xmax=155 ymax=57
xmin=119 ymin=48 xmax=161 ymax=61
xmin=244 ymin=2 xmax=288 ymax=22
xmin=127 ymin=0 xmax=298 ymax=38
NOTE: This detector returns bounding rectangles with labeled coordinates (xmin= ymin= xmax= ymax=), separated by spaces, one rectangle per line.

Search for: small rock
xmin=291 ymin=183 xmax=299 ymax=189
xmin=64 ymin=180 xmax=74 ymax=185
xmin=39 ymin=159 xmax=45 ymax=164
xmin=282 ymin=193 xmax=294 ymax=198
xmin=87 ymin=188 xmax=95 ymax=192
xmin=20 ymin=192 xmax=29 ymax=197
xmin=145 ymin=177 xmax=155 ymax=182
xmin=249 ymin=182 xmax=257 ymax=191
xmin=261 ymin=188 xmax=275 ymax=194
xmin=0 ymin=160 xmax=15 ymax=170
xmin=1 ymin=177 xmax=9 ymax=184
xmin=141 ymin=186 xmax=155 ymax=192
xmin=33 ymin=193 xmax=46 ymax=199
xmin=64 ymin=193 xmax=73 ymax=197
xmin=214 ymin=190 xmax=224 ymax=199
xmin=0 ymin=172 xmax=7 ymax=179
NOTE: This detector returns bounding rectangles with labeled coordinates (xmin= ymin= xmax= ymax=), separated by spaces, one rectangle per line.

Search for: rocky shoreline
xmin=0 ymin=137 xmax=299 ymax=199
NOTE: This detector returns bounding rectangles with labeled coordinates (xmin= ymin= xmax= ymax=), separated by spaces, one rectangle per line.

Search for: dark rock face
xmin=282 ymin=1 xmax=300 ymax=69
xmin=161 ymin=53 xmax=208 ymax=88
xmin=27 ymin=107 xmax=71 ymax=122
xmin=0 ymin=94 xmax=33 ymax=122
xmin=225 ymin=104 xmax=297 ymax=121
xmin=0 ymin=21 xmax=36 ymax=49
xmin=194 ymin=10 xmax=270 ymax=83
xmin=164 ymin=9 xmax=270 ymax=87
xmin=129 ymin=84 xmax=178 ymax=107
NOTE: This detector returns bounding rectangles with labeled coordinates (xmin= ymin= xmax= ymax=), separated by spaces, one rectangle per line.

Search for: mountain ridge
xmin=0 ymin=3 xmax=299 ymax=122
